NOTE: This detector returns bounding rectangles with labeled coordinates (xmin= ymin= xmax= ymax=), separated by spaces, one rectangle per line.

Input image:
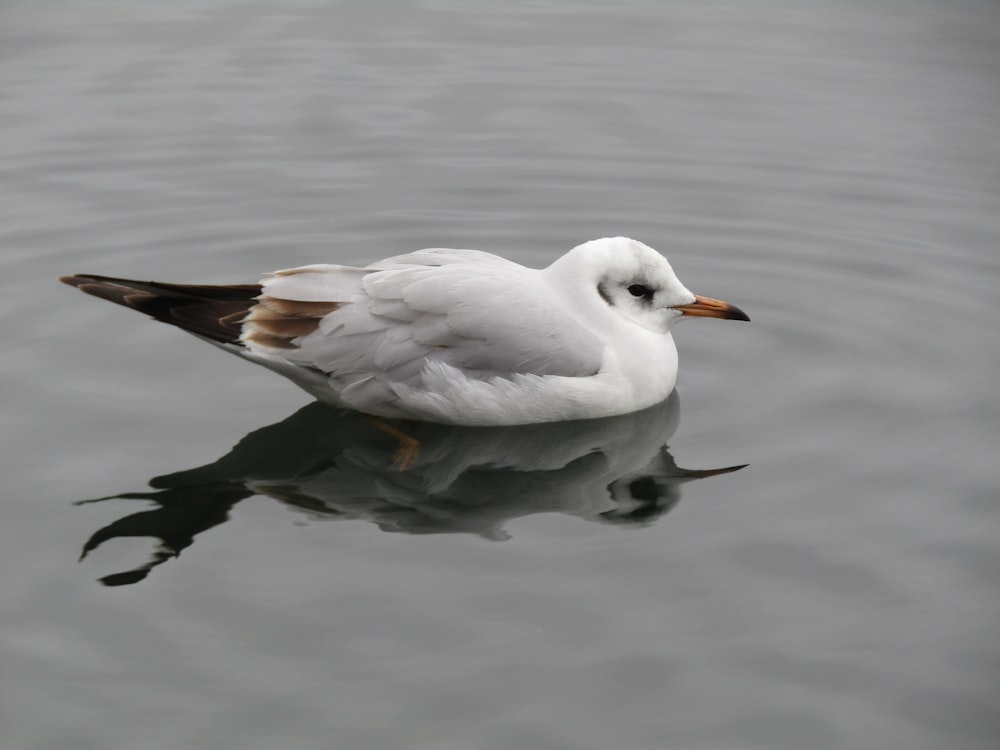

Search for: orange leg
xmin=364 ymin=415 xmax=421 ymax=471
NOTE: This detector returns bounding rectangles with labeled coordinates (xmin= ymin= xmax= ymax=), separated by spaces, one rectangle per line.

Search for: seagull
xmin=60 ymin=237 xmax=748 ymax=426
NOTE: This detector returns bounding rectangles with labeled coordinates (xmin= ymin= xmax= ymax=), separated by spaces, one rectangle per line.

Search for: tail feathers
xmin=60 ymin=274 xmax=262 ymax=345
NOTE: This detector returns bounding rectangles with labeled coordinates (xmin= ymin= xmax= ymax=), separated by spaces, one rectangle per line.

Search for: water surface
xmin=2 ymin=3 xmax=998 ymax=749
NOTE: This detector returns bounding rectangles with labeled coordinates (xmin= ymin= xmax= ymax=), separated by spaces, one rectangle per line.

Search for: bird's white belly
xmin=366 ymin=335 xmax=678 ymax=426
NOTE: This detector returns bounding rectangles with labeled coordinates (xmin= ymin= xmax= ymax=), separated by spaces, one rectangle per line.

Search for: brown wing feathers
xmin=59 ymin=274 xmax=262 ymax=345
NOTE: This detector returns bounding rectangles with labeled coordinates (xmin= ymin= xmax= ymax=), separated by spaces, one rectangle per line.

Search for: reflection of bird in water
xmin=76 ymin=392 xmax=745 ymax=586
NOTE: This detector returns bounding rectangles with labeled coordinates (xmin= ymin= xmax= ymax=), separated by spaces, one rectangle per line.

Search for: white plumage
xmin=61 ymin=237 xmax=749 ymax=425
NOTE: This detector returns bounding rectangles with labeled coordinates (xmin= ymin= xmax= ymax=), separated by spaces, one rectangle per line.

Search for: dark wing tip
xmin=60 ymin=273 xmax=126 ymax=293
xmin=58 ymin=273 xmax=261 ymax=345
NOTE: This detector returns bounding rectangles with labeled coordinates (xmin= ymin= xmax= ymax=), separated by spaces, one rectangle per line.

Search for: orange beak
xmin=673 ymin=295 xmax=750 ymax=322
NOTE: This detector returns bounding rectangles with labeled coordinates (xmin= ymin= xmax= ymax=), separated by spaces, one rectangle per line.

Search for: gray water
xmin=2 ymin=3 xmax=999 ymax=749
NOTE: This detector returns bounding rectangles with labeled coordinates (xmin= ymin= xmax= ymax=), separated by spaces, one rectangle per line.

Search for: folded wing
xmin=245 ymin=250 xmax=605 ymax=407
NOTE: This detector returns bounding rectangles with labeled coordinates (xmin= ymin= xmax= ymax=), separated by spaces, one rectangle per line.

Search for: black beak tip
xmin=731 ymin=306 xmax=750 ymax=322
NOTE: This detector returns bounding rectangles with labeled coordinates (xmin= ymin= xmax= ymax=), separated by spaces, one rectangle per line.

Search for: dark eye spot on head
xmin=628 ymin=284 xmax=654 ymax=300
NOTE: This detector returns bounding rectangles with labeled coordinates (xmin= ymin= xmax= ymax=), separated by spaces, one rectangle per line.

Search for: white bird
xmin=61 ymin=237 xmax=748 ymax=426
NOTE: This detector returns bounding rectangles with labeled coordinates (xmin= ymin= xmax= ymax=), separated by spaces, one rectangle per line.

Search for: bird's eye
xmin=628 ymin=284 xmax=652 ymax=299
